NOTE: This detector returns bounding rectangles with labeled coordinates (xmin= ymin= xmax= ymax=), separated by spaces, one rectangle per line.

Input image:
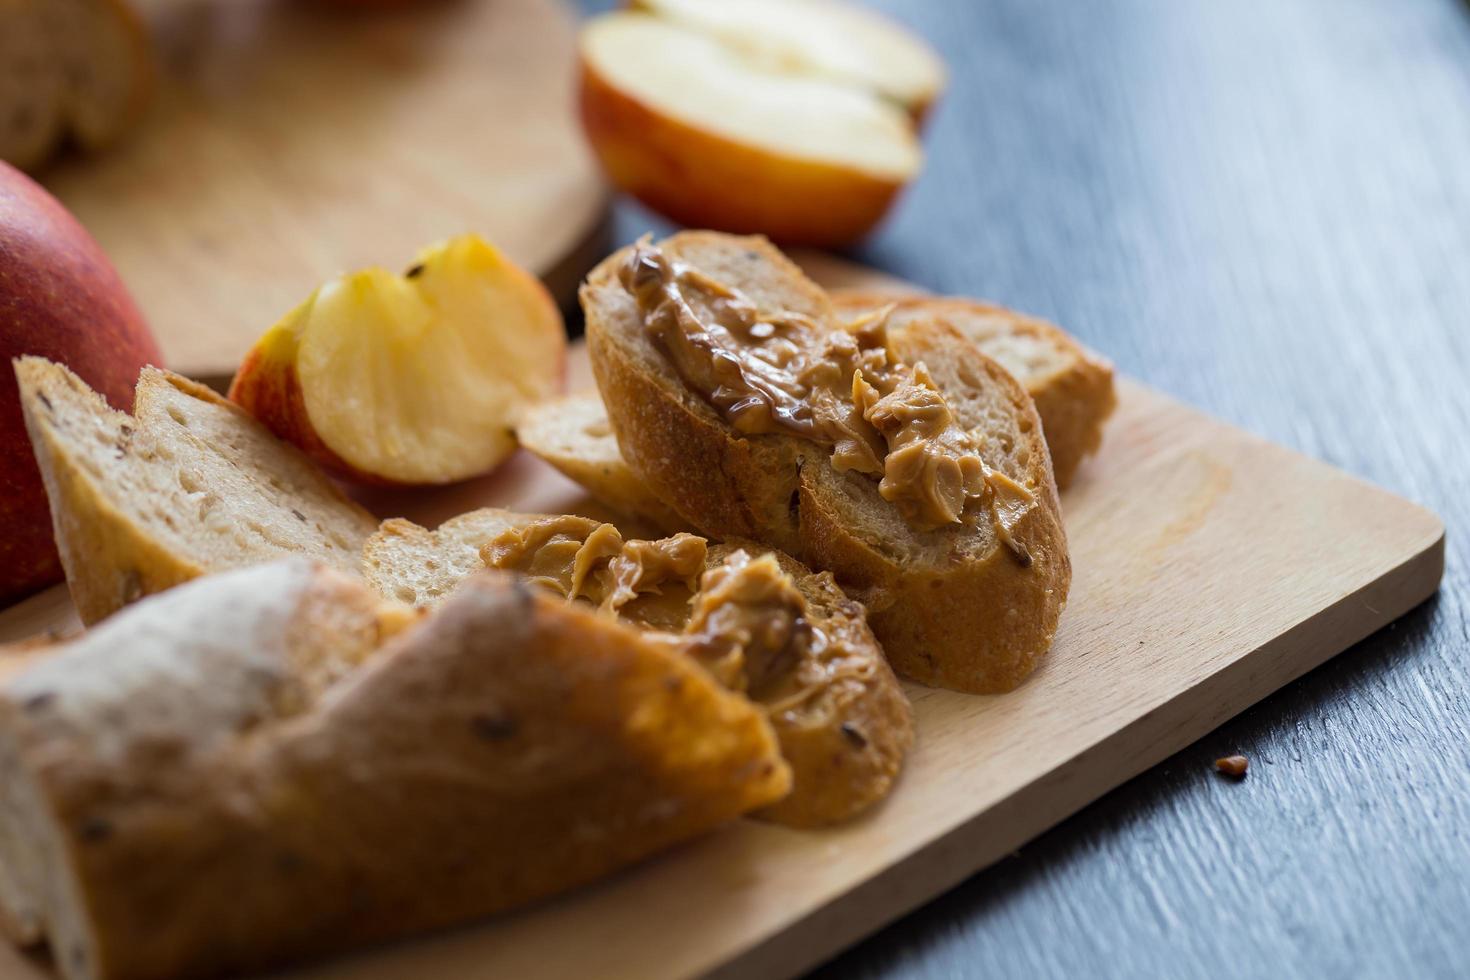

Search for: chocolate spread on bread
xmin=620 ymin=241 xmax=1035 ymax=559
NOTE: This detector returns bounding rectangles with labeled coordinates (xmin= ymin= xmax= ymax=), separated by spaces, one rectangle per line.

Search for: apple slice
xmin=629 ymin=0 xmax=944 ymax=120
xmin=579 ymin=4 xmax=944 ymax=247
xmin=229 ymin=235 xmax=565 ymax=486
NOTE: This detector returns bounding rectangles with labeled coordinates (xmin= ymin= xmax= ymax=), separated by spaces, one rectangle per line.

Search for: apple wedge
xmin=229 ymin=235 xmax=565 ymax=486
xmin=579 ymin=3 xmax=944 ymax=247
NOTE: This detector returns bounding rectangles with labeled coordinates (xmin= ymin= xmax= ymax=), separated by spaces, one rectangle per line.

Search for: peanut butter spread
xmin=482 ymin=515 xmax=707 ymax=629
xmin=619 ymin=241 xmax=1036 ymax=558
xmin=682 ymin=549 xmax=879 ymax=718
xmin=482 ymin=517 xmax=876 ymax=717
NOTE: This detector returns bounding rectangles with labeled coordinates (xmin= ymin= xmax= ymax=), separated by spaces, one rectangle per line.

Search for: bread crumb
xmin=1214 ymin=755 xmax=1248 ymax=779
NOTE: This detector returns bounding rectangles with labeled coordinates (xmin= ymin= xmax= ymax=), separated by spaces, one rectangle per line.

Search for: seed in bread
xmin=583 ymin=231 xmax=1071 ymax=694
xmin=13 ymin=356 xmax=377 ymax=624
xmin=0 ymin=559 xmax=789 ymax=980
xmin=832 ymin=292 xmax=1116 ymax=488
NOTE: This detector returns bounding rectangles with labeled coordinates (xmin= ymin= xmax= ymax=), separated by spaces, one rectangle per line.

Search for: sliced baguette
xmin=13 ymin=357 xmax=377 ymax=624
xmin=832 ymin=291 xmax=1116 ymax=487
xmin=0 ymin=559 xmax=788 ymax=980
xmin=0 ymin=0 xmax=153 ymax=171
xmin=515 ymin=390 xmax=686 ymax=532
xmin=583 ymin=231 xmax=1070 ymax=693
xmin=363 ymin=508 xmax=912 ymax=825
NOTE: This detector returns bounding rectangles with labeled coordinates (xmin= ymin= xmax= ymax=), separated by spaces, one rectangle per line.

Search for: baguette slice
xmin=0 ymin=0 xmax=153 ymax=171
xmin=13 ymin=357 xmax=377 ymax=624
xmin=0 ymin=560 xmax=788 ymax=980
xmin=515 ymin=391 xmax=686 ymax=532
xmin=583 ymin=231 xmax=1070 ymax=693
xmin=832 ymin=292 xmax=1116 ymax=487
xmin=364 ymin=508 xmax=912 ymax=825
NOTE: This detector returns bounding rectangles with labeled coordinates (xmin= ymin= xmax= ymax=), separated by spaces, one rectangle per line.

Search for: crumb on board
xmin=1214 ymin=754 xmax=1249 ymax=779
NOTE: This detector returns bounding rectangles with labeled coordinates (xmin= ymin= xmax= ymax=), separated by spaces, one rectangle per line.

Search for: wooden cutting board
xmin=0 ymin=260 xmax=1443 ymax=980
xmin=39 ymin=0 xmax=608 ymax=379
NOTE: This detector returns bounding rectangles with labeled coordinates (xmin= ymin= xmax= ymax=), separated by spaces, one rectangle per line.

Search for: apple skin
xmin=0 ymin=161 xmax=163 ymax=603
xmin=229 ymin=242 xmax=569 ymax=488
xmin=226 ymin=326 xmax=371 ymax=483
xmin=578 ymin=60 xmax=906 ymax=249
xmin=230 ymin=326 xmax=571 ymax=488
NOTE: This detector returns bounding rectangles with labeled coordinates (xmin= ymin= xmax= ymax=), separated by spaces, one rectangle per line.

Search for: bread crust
xmin=712 ymin=543 xmax=913 ymax=827
xmin=0 ymin=561 xmax=788 ymax=980
xmin=584 ymin=232 xmax=1070 ymax=693
xmin=833 ymin=291 xmax=1116 ymax=488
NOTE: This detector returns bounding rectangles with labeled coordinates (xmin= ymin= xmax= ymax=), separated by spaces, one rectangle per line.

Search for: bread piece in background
xmin=584 ymin=231 xmax=1070 ymax=694
xmin=13 ymin=357 xmax=376 ymax=624
xmin=833 ymin=292 xmax=1116 ymax=488
xmin=0 ymin=560 xmax=788 ymax=980
xmin=0 ymin=0 xmax=153 ymax=171
xmin=516 ymin=390 xmax=686 ymax=533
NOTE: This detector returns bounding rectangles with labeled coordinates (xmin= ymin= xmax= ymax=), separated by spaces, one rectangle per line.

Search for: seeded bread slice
xmin=0 ymin=559 xmax=787 ymax=980
xmin=0 ymin=0 xmax=153 ymax=171
xmin=832 ymin=292 xmax=1115 ymax=487
xmin=515 ymin=390 xmax=685 ymax=532
xmin=583 ymin=231 xmax=1070 ymax=693
xmin=13 ymin=357 xmax=377 ymax=624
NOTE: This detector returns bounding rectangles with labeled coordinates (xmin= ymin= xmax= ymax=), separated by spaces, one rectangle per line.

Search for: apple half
xmin=579 ymin=1 xmax=945 ymax=247
xmin=229 ymin=235 xmax=566 ymax=486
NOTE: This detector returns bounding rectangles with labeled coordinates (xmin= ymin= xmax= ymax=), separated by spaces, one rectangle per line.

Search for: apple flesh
xmin=0 ymin=160 xmax=162 ymax=602
xmin=229 ymin=235 xmax=566 ymax=486
xmin=578 ymin=4 xmax=944 ymax=246
xmin=629 ymin=0 xmax=945 ymax=121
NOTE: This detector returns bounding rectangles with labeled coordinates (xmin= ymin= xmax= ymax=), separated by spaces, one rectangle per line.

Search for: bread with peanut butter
xmin=582 ymin=231 xmax=1071 ymax=694
xmin=481 ymin=513 xmax=913 ymax=826
xmin=13 ymin=357 xmax=377 ymax=625
xmin=832 ymin=292 xmax=1115 ymax=488
xmin=361 ymin=506 xmax=911 ymax=825
xmin=0 ymin=559 xmax=788 ymax=980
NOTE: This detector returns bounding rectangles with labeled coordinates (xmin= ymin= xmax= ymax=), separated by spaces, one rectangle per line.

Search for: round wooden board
xmin=39 ymin=0 xmax=608 ymax=379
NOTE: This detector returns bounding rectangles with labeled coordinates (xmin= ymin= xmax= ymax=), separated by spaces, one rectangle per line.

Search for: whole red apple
xmin=0 ymin=161 xmax=162 ymax=604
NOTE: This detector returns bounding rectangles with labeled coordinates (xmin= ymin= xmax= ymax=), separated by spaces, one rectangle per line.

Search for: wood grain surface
xmin=40 ymin=0 xmax=608 ymax=378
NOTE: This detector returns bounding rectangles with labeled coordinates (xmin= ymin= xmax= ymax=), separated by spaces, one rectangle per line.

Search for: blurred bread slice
xmin=833 ymin=292 xmax=1116 ymax=487
xmin=0 ymin=559 xmax=788 ymax=979
xmin=0 ymin=0 xmax=153 ymax=171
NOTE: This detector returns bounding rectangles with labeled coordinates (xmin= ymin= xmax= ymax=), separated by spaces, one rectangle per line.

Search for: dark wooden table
xmin=581 ymin=0 xmax=1470 ymax=975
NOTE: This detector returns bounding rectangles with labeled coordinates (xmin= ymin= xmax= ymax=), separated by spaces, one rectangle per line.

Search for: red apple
xmin=0 ymin=161 xmax=163 ymax=603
